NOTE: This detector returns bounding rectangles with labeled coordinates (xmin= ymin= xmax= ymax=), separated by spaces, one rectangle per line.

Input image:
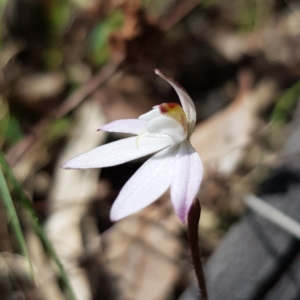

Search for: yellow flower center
xmin=158 ymin=103 xmax=187 ymax=132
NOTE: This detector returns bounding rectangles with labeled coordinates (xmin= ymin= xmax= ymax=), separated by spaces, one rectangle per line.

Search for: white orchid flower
xmin=62 ymin=69 xmax=203 ymax=223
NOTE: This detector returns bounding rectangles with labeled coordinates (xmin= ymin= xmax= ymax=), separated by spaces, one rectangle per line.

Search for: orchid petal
xmin=155 ymin=69 xmax=196 ymax=136
xmin=110 ymin=146 xmax=177 ymax=221
xmin=146 ymin=116 xmax=186 ymax=144
xmin=98 ymin=119 xmax=146 ymax=135
xmin=171 ymin=142 xmax=203 ymax=223
xmin=138 ymin=107 xmax=161 ymax=122
xmin=61 ymin=136 xmax=173 ymax=169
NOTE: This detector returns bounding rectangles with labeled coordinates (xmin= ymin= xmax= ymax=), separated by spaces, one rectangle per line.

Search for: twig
xmin=159 ymin=0 xmax=200 ymax=32
xmin=54 ymin=54 xmax=123 ymax=119
xmin=244 ymin=194 xmax=300 ymax=240
xmin=188 ymin=199 xmax=208 ymax=300
xmin=6 ymin=55 xmax=124 ymax=167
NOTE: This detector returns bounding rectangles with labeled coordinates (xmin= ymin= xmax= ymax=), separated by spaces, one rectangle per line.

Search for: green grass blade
xmin=0 ymin=166 xmax=35 ymax=279
xmin=0 ymin=151 xmax=76 ymax=300
xmin=271 ymin=80 xmax=300 ymax=124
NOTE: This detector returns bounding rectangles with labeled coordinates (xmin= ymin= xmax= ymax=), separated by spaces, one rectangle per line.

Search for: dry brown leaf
xmin=26 ymin=232 xmax=65 ymax=300
xmin=191 ymin=72 xmax=276 ymax=175
xmin=206 ymin=6 xmax=300 ymax=67
xmin=12 ymin=72 xmax=65 ymax=103
xmin=12 ymin=141 xmax=49 ymax=182
xmin=109 ymin=0 xmax=165 ymax=73
xmin=46 ymin=100 xmax=107 ymax=300
xmin=0 ymin=252 xmax=42 ymax=299
xmin=103 ymin=195 xmax=183 ymax=300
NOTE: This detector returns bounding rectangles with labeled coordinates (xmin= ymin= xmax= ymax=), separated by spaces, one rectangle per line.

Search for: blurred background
xmin=1 ymin=0 xmax=300 ymax=299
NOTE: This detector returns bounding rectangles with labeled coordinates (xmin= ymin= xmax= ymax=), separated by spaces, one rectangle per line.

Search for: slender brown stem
xmin=188 ymin=199 xmax=208 ymax=300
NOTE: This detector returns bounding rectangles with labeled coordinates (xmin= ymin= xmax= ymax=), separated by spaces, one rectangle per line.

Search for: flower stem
xmin=188 ymin=199 xmax=208 ymax=300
